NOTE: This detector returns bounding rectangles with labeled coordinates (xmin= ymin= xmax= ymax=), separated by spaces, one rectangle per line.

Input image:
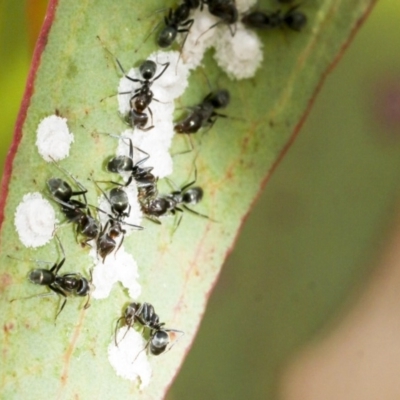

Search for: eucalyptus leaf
xmin=0 ymin=0 xmax=376 ymax=398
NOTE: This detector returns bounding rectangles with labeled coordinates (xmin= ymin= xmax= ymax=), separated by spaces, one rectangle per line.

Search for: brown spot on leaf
xmin=0 ymin=273 xmax=12 ymax=292
xmin=3 ymin=322 xmax=14 ymax=334
xmin=372 ymin=76 xmax=400 ymax=140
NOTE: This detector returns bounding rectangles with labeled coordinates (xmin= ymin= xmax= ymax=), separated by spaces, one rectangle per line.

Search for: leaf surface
xmin=0 ymin=0 xmax=376 ymax=399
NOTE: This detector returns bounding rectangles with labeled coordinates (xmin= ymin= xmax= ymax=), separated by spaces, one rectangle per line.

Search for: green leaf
xmin=0 ymin=0 xmax=376 ymax=398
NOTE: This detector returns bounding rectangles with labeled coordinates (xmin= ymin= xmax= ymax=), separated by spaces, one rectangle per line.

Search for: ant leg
xmin=9 ymin=292 xmax=56 ymax=304
xmin=228 ymin=22 xmax=237 ymax=37
xmin=145 ymin=215 xmax=162 ymax=225
xmin=95 ymin=208 xmax=115 ymax=222
xmin=120 ymin=221 xmax=143 ymax=230
xmin=53 ymin=234 xmax=66 ymax=273
xmin=114 ymin=233 xmax=125 ymax=257
xmin=133 ymin=146 xmax=151 ymax=166
xmin=175 ymin=19 xmax=194 ymax=72
xmin=198 ymin=116 xmax=218 ymax=143
xmin=115 ymin=316 xmax=136 ymax=347
xmin=6 ymin=254 xmax=54 ymax=266
xmin=114 ymin=316 xmax=125 ymax=346
xmin=49 ymin=285 xmax=68 ymax=320
xmin=94 ymin=179 xmax=125 ymax=186
xmin=132 ymin=338 xmax=151 ymax=363
xmin=83 ymin=292 xmax=91 ymax=310
xmin=148 ymin=106 xmax=154 ymax=129
xmin=91 ymin=179 xmax=112 ymax=206
xmin=183 ymin=204 xmax=216 ymax=221
xmin=152 ymin=97 xmax=171 ymax=105
xmin=180 ymin=165 xmax=198 ymax=192
xmin=164 ymin=176 xmax=180 ymax=191
xmin=153 ymin=61 xmax=170 ymax=82
xmin=100 ymin=93 xmax=119 ymax=103
xmin=49 ymin=157 xmax=89 ymax=204
xmin=134 ymin=7 xmax=168 ymax=53
xmin=138 ymin=6 xmax=168 ymax=21
xmin=171 ymin=212 xmax=184 ymax=236
xmin=134 ymin=20 xmax=162 ymax=54
xmin=163 ymin=329 xmax=185 ymax=354
xmin=195 ymin=21 xmax=222 ymax=45
xmin=97 ymin=35 xmax=139 ymax=81
xmin=172 ymin=134 xmax=196 ymax=157
xmin=55 ymin=298 xmax=67 ymax=320
xmin=52 ymin=258 xmax=66 ymax=275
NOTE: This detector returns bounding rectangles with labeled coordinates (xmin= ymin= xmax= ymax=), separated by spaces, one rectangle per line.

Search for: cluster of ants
xmin=16 ymin=0 xmax=307 ymax=361
xmin=152 ymin=0 xmax=307 ymax=50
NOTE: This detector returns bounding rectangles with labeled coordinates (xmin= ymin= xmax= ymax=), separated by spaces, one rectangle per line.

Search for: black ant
xmin=195 ymin=0 xmax=238 ymax=40
xmin=92 ymin=181 xmax=143 ymax=262
xmin=174 ymin=89 xmax=230 ymax=134
xmin=97 ymin=36 xmax=169 ymax=131
xmin=124 ymin=59 xmax=170 ymax=131
xmin=9 ymin=236 xmax=93 ymax=319
xmin=106 ymin=136 xmax=158 ymax=190
xmin=157 ymin=0 xmax=201 ymax=48
xmin=115 ymin=302 xmax=183 ymax=356
xmin=141 ymin=168 xmax=208 ymax=227
xmin=47 ymin=161 xmax=100 ymax=246
xmin=242 ymin=4 xmax=307 ymax=32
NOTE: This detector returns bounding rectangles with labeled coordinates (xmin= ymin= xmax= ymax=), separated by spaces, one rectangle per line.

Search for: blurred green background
xmin=2 ymin=1 xmax=400 ymax=399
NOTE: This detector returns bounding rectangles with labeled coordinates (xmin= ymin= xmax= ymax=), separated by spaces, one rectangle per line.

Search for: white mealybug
xmin=14 ymin=192 xmax=57 ymax=248
xmin=179 ymin=1 xmax=264 ymax=78
xmin=108 ymin=327 xmax=152 ymax=389
xmin=214 ymin=23 xmax=264 ymax=80
xmin=90 ymin=245 xmax=141 ymax=300
xmin=36 ymin=115 xmax=74 ymax=162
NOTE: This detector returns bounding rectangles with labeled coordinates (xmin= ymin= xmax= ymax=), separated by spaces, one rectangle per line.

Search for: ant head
xmin=210 ymin=89 xmax=230 ymax=109
xmin=125 ymin=302 xmax=140 ymax=323
xmin=182 ymin=187 xmax=203 ymax=205
xmin=285 ymin=9 xmax=307 ymax=31
xmin=47 ymin=178 xmax=72 ymax=201
xmin=150 ymin=330 xmax=169 ymax=355
xmin=107 ymin=155 xmax=133 ymax=173
xmin=139 ymin=60 xmax=157 ymax=80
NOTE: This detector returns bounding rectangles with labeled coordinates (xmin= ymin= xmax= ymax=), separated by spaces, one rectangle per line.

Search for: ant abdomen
xmin=107 ymin=156 xmax=133 ymax=174
xmin=174 ymin=111 xmax=204 ymax=134
xmin=28 ymin=269 xmax=54 ymax=285
xmin=150 ymin=330 xmax=170 ymax=355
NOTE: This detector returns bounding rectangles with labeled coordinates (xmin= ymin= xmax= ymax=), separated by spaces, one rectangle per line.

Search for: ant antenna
xmin=10 ymin=291 xmax=56 ymax=304
xmin=134 ymin=20 xmax=163 ymax=54
xmin=83 ymin=268 xmax=94 ymax=309
xmin=174 ymin=19 xmax=195 ymax=75
xmin=134 ymin=6 xmax=173 ymax=54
